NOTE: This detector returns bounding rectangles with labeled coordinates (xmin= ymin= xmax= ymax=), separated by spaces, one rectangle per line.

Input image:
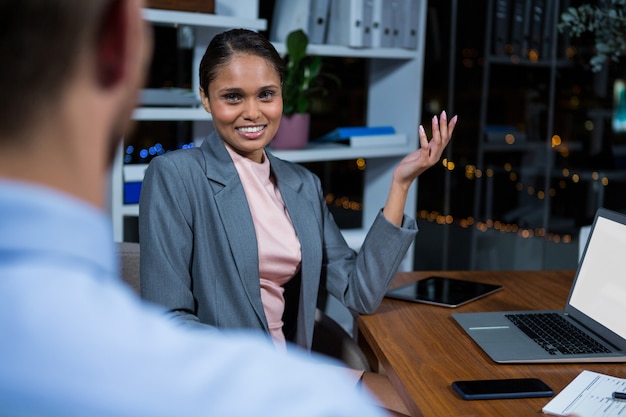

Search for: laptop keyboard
xmin=505 ymin=313 xmax=611 ymax=355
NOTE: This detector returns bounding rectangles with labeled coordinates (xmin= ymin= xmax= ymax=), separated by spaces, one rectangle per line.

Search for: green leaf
xmin=281 ymin=29 xmax=340 ymax=116
xmin=286 ymin=29 xmax=308 ymax=65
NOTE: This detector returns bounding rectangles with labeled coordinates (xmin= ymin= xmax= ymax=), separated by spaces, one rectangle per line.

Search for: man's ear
xmin=96 ymin=0 xmax=128 ymax=88
xmin=200 ymin=87 xmax=212 ymax=114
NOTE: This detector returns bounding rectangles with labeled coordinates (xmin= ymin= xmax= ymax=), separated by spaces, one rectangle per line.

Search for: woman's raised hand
xmin=381 ymin=111 xmax=457 ymax=226
xmin=393 ymin=110 xmax=457 ymax=187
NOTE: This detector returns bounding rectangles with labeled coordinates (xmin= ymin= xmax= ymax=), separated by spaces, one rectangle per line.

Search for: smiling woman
xmin=138 ymin=28 xmax=456 ymax=417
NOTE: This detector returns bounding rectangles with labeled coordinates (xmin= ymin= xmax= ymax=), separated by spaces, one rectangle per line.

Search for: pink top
xmin=226 ymin=147 xmax=302 ymax=350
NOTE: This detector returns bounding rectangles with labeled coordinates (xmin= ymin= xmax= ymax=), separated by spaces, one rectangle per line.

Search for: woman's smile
xmin=237 ymin=125 xmax=267 ymax=139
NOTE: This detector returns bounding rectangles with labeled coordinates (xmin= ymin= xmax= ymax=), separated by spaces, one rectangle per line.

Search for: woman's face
xmin=200 ymin=53 xmax=282 ymax=163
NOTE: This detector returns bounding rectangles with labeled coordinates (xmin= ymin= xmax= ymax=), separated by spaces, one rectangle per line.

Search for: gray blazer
xmin=139 ymin=132 xmax=418 ymax=349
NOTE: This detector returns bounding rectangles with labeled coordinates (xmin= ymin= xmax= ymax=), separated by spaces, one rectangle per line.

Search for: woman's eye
xmin=224 ymin=93 xmax=241 ymax=102
xmin=259 ymin=91 xmax=275 ymax=100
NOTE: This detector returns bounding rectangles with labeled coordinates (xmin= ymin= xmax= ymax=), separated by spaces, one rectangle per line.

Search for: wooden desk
xmin=357 ymin=270 xmax=626 ymax=417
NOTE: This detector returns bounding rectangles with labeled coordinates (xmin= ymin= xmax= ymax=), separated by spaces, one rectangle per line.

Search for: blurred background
xmin=126 ymin=0 xmax=626 ymax=271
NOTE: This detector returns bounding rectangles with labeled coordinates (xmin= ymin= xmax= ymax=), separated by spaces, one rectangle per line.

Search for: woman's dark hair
xmin=199 ymin=28 xmax=285 ymax=97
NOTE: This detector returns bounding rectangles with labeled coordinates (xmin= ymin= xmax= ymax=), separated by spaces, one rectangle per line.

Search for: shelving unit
xmin=469 ymin=0 xmax=571 ymax=270
xmin=109 ymin=0 xmax=428 ymax=271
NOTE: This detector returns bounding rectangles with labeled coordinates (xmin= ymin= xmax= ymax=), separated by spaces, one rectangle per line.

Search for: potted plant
xmin=559 ymin=0 xmax=626 ymax=72
xmin=271 ymin=29 xmax=337 ymax=150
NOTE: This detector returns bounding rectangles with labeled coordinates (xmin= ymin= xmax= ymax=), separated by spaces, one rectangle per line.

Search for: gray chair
xmin=114 ymin=241 xmax=141 ymax=294
xmin=114 ymin=241 xmax=371 ymax=371
xmin=312 ymin=308 xmax=371 ymax=371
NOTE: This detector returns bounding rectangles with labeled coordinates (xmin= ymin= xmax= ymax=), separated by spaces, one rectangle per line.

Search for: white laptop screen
xmin=569 ymin=215 xmax=626 ymax=340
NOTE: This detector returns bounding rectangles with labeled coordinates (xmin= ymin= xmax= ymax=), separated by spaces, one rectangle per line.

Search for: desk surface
xmin=357 ymin=270 xmax=626 ymax=417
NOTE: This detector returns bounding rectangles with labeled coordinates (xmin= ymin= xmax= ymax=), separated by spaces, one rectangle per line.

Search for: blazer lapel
xmin=200 ymin=135 xmax=268 ymax=330
xmin=268 ymin=154 xmax=323 ymax=344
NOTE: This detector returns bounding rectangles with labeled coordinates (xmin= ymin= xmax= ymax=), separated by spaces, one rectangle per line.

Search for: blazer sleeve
xmin=320 ymin=187 xmax=418 ymax=315
xmin=138 ymin=156 xmax=208 ymax=328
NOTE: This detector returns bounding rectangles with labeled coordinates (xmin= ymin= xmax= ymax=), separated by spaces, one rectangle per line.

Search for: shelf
xmin=133 ymin=107 xmax=210 ymax=121
xmin=144 ymin=9 xmax=414 ymax=60
xmin=143 ymin=8 xmax=266 ymax=30
xmin=485 ymin=54 xmax=574 ymax=68
xmin=120 ymin=139 xmax=415 ymax=179
xmin=120 ymin=205 xmax=140 ymax=217
xmin=140 ymin=88 xmax=200 ymax=107
xmin=124 ymin=164 xmax=149 ymax=182
xmin=272 ymin=42 xmax=418 ymax=60
xmin=269 ymin=137 xmax=416 ymax=162
xmin=121 ymin=135 xmax=413 ymax=179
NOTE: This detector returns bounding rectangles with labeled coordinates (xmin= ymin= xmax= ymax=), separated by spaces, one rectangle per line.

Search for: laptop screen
xmin=569 ymin=214 xmax=626 ymax=340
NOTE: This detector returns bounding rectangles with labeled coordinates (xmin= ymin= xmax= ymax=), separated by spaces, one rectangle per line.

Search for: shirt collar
xmin=0 ymin=180 xmax=116 ymax=279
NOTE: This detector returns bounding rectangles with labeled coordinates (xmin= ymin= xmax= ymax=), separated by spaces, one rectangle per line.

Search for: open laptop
xmin=453 ymin=208 xmax=626 ymax=363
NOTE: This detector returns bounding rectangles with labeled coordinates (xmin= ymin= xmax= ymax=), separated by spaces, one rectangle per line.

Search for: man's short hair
xmin=0 ymin=1 xmax=109 ymax=137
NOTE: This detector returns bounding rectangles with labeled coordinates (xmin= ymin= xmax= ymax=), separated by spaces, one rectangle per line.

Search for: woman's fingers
xmin=438 ymin=110 xmax=448 ymax=144
xmin=416 ymin=110 xmax=458 ymax=169
xmin=418 ymin=124 xmax=428 ymax=150
xmin=431 ymin=111 xmax=458 ymax=159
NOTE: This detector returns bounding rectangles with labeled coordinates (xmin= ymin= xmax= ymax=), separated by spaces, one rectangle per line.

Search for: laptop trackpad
xmin=469 ymin=326 xmax=547 ymax=360
xmin=454 ymin=313 xmax=549 ymax=361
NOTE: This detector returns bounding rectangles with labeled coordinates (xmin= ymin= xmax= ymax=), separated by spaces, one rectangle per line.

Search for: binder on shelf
xmin=541 ymin=0 xmax=555 ymax=59
xmin=308 ymin=0 xmax=330 ymax=44
xmin=342 ymin=133 xmax=407 ymax=148
xmin=492 ymin=0 xmax=511 ymax=55
xmin=326 ymin=0 xmax=366 ymax=48
xmin=509 ymin=0 xmax=526 ymax=56
xmin=371 ymin=0 xmax=394 ymax=47
xmin=394 ymin=0 xmax=420 ymax=50
xmin=317 ymin=125 xmax=396 ymax=140
xmin=123 ymin=164 xmax=149 ymax=204
xmin=529 ymin=0 xmax=545 ymax=58
xmin=521 ymin=0 xmax=534 ymax=58
xmin=361 ymin=0 xmax=374 ymax=48
xmin=369 ymin=0 xmax=383 ymax=47
xmin=270 ymin=0 xmax=312 ymax=43
xmin=388 ymin=0 xmax=404 ymax=48
xmin=314 ymin=126 xmax=406 ymax=148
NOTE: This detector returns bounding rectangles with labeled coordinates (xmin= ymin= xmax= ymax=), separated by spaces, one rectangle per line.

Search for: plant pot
xmin=270 ymin=113 xmax=310 ymax=150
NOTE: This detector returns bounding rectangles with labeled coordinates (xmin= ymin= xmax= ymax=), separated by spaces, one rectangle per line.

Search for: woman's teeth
xmin=238 ymin=126 xmax=264 ymax=133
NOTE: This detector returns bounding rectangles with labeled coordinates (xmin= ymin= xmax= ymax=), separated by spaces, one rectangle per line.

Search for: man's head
xmin=0 ymin=0 xmax=152 ymax=206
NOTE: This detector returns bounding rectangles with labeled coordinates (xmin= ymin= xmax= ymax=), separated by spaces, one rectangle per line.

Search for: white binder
xmin=369 ymin=0 xmax=382 ymax=47
xmin=361 ymin=0 xmax=374 ymax=48
xmin=326 ymin=0 xmax=365 ymax=48
xmin=380 ymin=0 xmax=398 ymax=48
xmin=270 ymin=0 xmax=312 ymax=42
xmin=308 ymin=0 xmax=330 ymax=44
xmin=394 ymin=0 xmax=420 ymax=49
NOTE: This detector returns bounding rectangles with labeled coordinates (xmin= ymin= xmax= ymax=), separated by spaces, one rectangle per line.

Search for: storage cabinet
xmin=469 ymin=0 xmax=592 ymax=269
xmin=109 ymin=0 xmax=428 ymax=271
xmin=469 ymin=0 xmax=562 ymax=269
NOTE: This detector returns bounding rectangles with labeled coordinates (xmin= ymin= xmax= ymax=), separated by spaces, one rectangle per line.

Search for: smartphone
xmin=451 ymin=378 xmax=553 ymax=400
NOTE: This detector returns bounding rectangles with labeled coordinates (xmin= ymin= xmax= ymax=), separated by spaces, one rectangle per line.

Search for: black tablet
xmin=384 ymin=276 xmax=503 ymax=308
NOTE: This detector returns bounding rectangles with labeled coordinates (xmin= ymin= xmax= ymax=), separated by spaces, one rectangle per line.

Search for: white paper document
xmin=542 ymin=370 xmax=626 ymax=417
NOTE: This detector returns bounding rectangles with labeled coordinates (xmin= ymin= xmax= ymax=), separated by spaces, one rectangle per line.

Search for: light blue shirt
xmin=0 ymin=180 xmax=386 ymax=417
